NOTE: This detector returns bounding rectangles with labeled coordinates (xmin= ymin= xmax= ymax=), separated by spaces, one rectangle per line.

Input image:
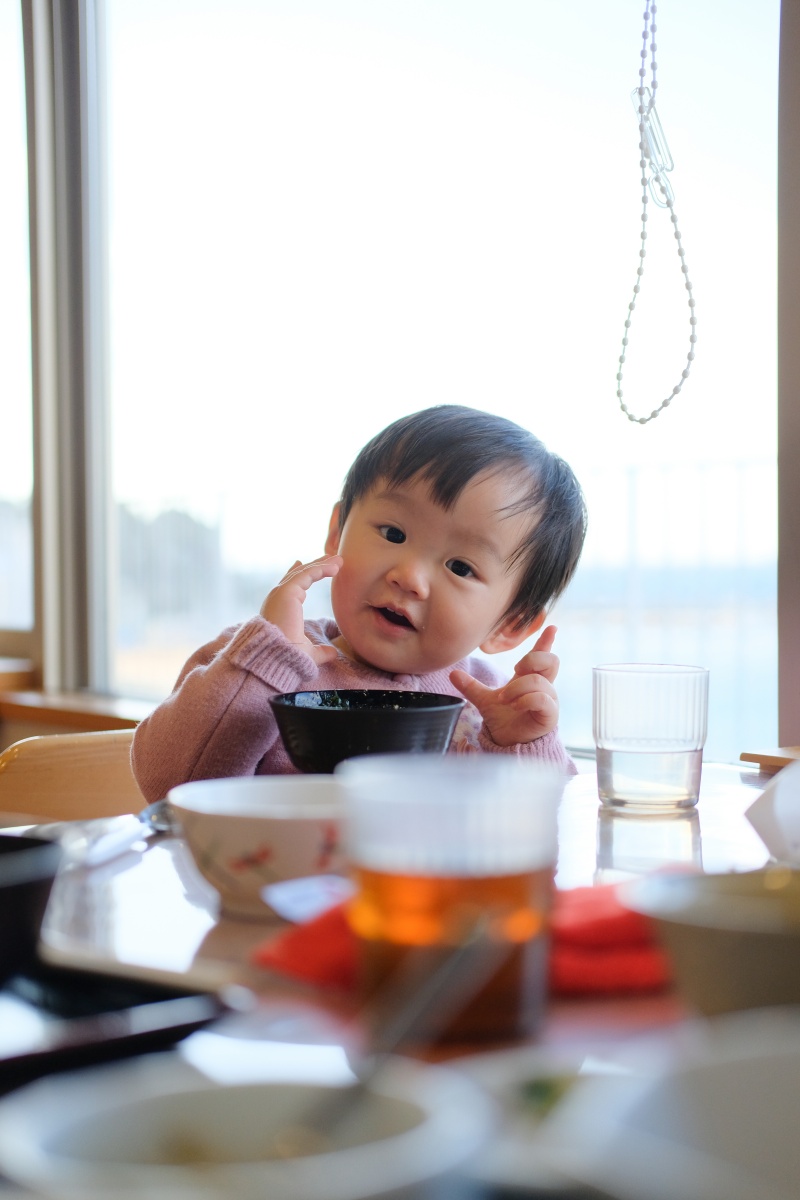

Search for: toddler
xmin=132 ymin=405 xmax=587 ymax=800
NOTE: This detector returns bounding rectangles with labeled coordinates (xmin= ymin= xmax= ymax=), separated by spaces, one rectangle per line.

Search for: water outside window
xmin=0 ymin=0 xmax=34 ymax=630
xmin=104 ymin=0 xmax=779 ymax=762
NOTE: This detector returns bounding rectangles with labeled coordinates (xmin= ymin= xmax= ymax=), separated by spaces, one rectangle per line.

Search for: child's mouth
xmin=377 ymin=607 xmax=414 ymax=630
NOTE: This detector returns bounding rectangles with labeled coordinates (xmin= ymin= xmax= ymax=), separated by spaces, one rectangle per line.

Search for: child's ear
xmin=480 ymin=610 xmax=546 ymax=655
xmin=324 ymin=503 xmax=342 ymax=555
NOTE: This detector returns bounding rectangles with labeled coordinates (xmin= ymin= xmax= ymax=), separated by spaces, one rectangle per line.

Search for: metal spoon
xmin=31 ymin=799 xmax=176 ymax=865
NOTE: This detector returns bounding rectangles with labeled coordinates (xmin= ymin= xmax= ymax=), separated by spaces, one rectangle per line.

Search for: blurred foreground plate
xmin=0 ymin=1045 xmax=494 ymax=1200
xmin=533 ymin=1007 xmax=800 ymax=1200
xmin=455 ymin=1043 xmax=632 ymax=1195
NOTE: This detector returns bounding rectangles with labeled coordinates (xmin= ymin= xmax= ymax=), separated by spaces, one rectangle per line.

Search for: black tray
xmin=0 ymin=958 xmax=232 ymax=1095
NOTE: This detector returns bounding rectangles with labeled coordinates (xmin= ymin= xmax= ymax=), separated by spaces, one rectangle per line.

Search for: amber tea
xmin=348 ymin=863 xmax=555 ymax=1044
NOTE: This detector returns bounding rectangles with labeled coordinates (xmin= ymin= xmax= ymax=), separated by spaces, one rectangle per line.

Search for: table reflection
xmin=595 ymin=807 xmax=702 ymax=884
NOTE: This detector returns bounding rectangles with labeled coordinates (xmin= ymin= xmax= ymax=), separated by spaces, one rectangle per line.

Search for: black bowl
xmin=270 ymin=690 xmax=466 ymax=774
xmin=0 ymin=834 xmax=63 ymax=986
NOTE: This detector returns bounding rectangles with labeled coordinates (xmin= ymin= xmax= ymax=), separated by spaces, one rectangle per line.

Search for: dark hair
xmin=338 ymin=405 xmax=587 ymax=630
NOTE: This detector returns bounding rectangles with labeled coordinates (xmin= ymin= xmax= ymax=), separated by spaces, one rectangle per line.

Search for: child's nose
xmin=387 ymin=556 xmax=430 ymax=599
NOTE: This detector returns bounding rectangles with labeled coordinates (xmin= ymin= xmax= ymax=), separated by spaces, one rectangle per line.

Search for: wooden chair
xmin=0 ymin=729 xmax=144 ymax=823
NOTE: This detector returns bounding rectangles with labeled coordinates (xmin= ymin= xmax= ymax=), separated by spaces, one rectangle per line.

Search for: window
xmin=0 ymin=0 xmax=33 ymax=634
xmin=101 ymin=0 xmax=779 ymax=761
xmin=18 ymin=1 xmax=783 ymax=764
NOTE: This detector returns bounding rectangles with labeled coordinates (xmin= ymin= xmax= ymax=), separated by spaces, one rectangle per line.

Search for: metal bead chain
xmin=616 ymin=0 xmax=697 ymax=425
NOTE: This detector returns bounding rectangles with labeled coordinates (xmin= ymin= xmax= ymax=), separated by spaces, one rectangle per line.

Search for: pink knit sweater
xmin=131 ymin=616 xmax=576 ymax=802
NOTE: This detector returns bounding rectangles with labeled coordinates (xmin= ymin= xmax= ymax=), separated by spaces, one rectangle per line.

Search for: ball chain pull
xmin=616 ymin=0 xmax=697 ymax=424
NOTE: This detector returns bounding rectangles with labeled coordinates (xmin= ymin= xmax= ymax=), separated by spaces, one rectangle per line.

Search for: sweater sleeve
xmin=446 ymin=655 xmax=578 ymax=776
xmin=131 ymin=617 xmax=320 ymax=802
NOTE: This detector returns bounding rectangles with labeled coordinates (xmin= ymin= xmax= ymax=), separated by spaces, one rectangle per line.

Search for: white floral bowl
xmin=168 ymin=776 xmax=346 ymax=919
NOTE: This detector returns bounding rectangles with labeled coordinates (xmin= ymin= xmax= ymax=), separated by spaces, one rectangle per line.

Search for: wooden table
xmin=37 ymin=761 xmax=772 ymax=1060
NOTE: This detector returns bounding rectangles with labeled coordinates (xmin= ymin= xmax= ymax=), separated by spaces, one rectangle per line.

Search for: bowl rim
xmin=623 ymin=869 xmax=800 ymax=934
xmin=334 ymin=752 xmax=566 ymax=784
xmin=168 ymin=776 xmax=343 ymax=817
xmin=270 ymin=689 xmax=466 ymax=712
xmin=0 ymin=1053 xmax=494 ymax=1199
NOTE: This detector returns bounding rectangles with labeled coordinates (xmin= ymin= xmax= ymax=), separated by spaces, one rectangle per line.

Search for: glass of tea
xmin=335 ymin=754 xmax=565 ymax=1046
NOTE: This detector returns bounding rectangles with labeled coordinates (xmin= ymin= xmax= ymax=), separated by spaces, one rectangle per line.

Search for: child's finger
xmin=281 ymin=555 xmax=341 ymax=586
xmin=532 ymin=624 xmax=557 ymax=653
xmin=450 ymin=668 xmax=493 ymax=712
xmin=516 ymin=689 xmax=557 ymax=724
xmin=262 ymin=556 xmax=342 ymax=624
xmin=513 ymin=649 xmax=560 ymax=683
xmin=503 ymin=672 xmax=557 ymax=709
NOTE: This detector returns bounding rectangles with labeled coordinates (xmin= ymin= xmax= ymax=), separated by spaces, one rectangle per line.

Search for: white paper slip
xmin=745 ymin=760 xmax=800 ymax=865
xmin=261 ymin=875 xmax=356 ymax=923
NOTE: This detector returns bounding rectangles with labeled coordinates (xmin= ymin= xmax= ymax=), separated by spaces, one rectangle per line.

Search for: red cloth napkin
xmin=251 ymin=884 xmax=671 ymax=997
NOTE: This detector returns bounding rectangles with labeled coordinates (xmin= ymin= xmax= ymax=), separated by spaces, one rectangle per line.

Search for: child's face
xmin=324 ymin=469 xmax=542 ymax=675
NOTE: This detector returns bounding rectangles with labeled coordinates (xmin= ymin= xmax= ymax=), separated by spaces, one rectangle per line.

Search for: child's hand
xmin=449 ymin=626 xmax=560 ymax=747
xmin=261 ymin=555 xmax=342 ymax=667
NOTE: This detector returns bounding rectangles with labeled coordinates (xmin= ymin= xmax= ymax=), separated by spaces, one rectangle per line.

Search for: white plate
xmin=0 ymin=1047 xmax=495 ymax=1200
xmin=534 ymin=1008 xmax=800 ymax=1200
xmin=454 ymin=1043 xmax=632 ymax=1194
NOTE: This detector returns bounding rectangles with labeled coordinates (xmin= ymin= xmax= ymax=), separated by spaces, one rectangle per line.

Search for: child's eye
xmin=379 ymin=525 xmax=406 ymax=544
xmin=446 ymin=559 xmax=474 ymax=578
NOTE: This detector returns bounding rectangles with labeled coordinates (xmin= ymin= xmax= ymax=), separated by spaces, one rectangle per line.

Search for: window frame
xmin=778 ymin=0 xmax=800 ymax=746
xmin=14 ymin=0 xmax=110 ymax=690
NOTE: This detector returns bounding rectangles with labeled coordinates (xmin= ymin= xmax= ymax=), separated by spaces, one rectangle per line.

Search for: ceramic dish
xmin=0 ymin=1049 xmax=495 ymax=1200
xmin=454 ymin=1043 xmax=626 ymax=1195
xmin=623 ymin=866 xmax=800 ymax=1014
xmin=270 ymin=689 xmax=465 ymax=773
xmin=534 ymin=1007 xmax=800 ymax=1200
xmin=168 ymin=775 xmax=346 ymax=919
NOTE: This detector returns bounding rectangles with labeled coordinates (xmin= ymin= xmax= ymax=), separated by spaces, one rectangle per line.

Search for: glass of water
xmin=593 ymin=663 xmax=709 ymax=811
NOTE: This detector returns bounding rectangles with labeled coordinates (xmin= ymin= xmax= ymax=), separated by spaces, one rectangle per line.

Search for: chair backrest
xmin=0 ymin=729 xmax=143 ymax=822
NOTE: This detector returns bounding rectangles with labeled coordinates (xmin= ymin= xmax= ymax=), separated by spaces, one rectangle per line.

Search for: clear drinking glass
xmin=593 ymin=663 xmax=709 ymax=811
xmin=335 ymin=754 xmax=565 ymax=1044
